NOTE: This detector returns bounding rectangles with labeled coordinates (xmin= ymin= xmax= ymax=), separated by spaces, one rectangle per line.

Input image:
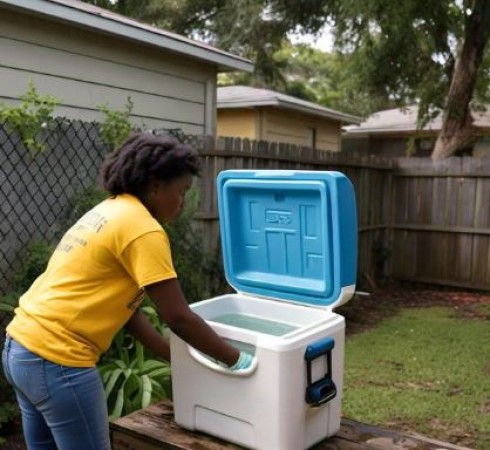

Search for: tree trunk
xmin=432 ymin=1 xmax=490 ymax=160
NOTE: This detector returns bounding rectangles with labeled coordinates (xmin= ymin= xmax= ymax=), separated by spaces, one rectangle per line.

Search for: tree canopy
xmin=82 ymin=0 xmax=490 ymax=158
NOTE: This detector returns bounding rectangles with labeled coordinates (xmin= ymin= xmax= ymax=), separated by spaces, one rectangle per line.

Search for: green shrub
xmin=0 ymin=79 xmax=60 ymax=155
xmin=13 ymin=240 xmax=54 ymax=294
xmin=60 ymin=185 xmax=108 ymax=231
xmin=98 ymin=303 xmax=172 ymax=420
xmin=0 ymin=393 xmax=19 ymax=445
xmin=165 ymin=188 xmax=228 ymax=303
xmin=97 ymin=97 xmax=133 ymax=150
xmin=1 ymin=186 xmax=104 ymax=313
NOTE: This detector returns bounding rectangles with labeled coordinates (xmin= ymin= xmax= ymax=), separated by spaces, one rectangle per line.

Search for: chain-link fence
xmin=0 ymin=119 xmax=197 ymax=333
xmin=0 ymin=119 xmax=108 ymax=329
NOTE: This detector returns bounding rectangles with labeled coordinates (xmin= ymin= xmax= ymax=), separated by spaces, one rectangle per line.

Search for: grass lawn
xmin=342 ymin=304 xmax=490 ymax=450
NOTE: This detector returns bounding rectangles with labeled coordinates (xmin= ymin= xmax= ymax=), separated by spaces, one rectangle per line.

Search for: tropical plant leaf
xmin=147 ymin=367 xmax=172 ymax=379
xmin=135 ymin=341 xmax=145 ymax=368
xmin=100 ymin=366 xmax=116 ymax=384
xmin=141 ymin=375 xmax=152 ymax=408
xmin=141 ymin=359 xmax=167 ymax=373
xmin=0 ymin=303 xmax=14 ymax=313
xmin=104 ymin=368 xmax=123 ymax=399
xmin=123 ymin=373 xmax=140 ymax=400
xmin=110 ymin=384 xmax=126 ymax=420
xmin=113 ymin=359 xmax=128 ymax=370
xmin=149 ymin=378 xmax=166 ymax=400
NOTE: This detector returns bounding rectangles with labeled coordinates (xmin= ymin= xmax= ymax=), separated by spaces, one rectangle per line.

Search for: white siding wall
xmin=0 ymin=8 xmax=218 ymax=135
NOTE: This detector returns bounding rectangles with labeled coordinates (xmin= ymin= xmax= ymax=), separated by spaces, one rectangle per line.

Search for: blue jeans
xmin=2 ymin=335 xmax=111 ymax=450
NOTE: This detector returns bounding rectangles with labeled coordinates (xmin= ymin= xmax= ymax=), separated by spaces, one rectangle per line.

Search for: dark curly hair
xmin=101 ymin=132 xmax=201 ymax=197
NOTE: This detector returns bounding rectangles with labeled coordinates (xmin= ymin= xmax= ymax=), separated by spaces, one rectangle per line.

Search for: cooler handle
xmin=188 ymin=346 xmax=258 ymax=377
xmin=304 ymin=337 xmax=337 ymax=406
xmin=305 ymin=336 xmax=335 ymax=360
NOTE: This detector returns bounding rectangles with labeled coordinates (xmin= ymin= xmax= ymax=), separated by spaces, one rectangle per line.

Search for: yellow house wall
xmin=217 ymin=107 xmax=343 ymax=151
xmin=262 ymin=108 xmax=341 ymax=152
xmin=217 ymin=109 xmax=257 ymax=138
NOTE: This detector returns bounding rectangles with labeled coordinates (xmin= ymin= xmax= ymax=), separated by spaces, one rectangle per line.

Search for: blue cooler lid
xmin=217 ymin=170 xmax=358 ymax=309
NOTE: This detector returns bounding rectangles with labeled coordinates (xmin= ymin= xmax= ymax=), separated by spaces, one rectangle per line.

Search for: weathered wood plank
xmin=111 ymin=401 xmax=473 ymax=450
xmin=112 ymin=402 xmax=239 ymax=450
xmin=336 ymin=419 xmax=474 ymax=450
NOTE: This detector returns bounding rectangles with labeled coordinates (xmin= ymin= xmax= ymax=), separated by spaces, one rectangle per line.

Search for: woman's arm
xmin=124 ymin=308 xmax=171 ymax=361
xmin=145 ymin=279 xmax=240 ymax=367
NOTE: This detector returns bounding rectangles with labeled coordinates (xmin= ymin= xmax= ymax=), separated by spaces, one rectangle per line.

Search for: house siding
xmin=217 ymin=109 xmax=256 ymax=138
xmin=343 ymin=136 xmax=411 ymax=156
xmin=262 ymin=109 xmax=341 ymax=151
xmin=0 ymin=8 xmax=217 ymax=134
xmin=343 ymin=135 xmax=490 ymax=157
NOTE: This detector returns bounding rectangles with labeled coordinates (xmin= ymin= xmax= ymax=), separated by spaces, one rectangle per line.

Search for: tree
xmin=432 ymin=1 xmax=490 ymax=158
xmin=273 ymin=44 xmax=392 ymax=117
xmin=82 ymin=0 xmax=490 ymax=158
xmin=273 ymin=0 xmax=490 ymax=158
xmin=83 ymin=0 xmax=390 ymax=116
xmin=219 ymin=43 xmax=391 ymax=117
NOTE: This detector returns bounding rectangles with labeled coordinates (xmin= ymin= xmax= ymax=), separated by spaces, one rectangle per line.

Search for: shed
xmin=217 ymin=85 xmax=360 ymax=152
xmin=0 ymin=0 xmax=253 ymax=135
xmin=343 ymin=105 xmax=490 ymax=157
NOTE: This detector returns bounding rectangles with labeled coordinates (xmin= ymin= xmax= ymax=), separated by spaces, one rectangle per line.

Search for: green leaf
xmin=0 ymin=78 xmax=59 ymax=155
xmin=121 ymin=347 xmax=131 ymax=367
xmin=135 ymin=342 xmax=145 ymax=368
xmin=149 ymin=378 xmax=166 ymax=400
xmin=124 ymin=373 xmax=139 ymax=395
xmin=0 ymin=303 xmax=14 ymax=313
xmin=141 ymin=375 xmax=152 ymax=408
xmin=147 ymin=367 xmax=172 ymax=379
xmin=141 ymin=359 xmax=168 ymax=373
xmin=110 ymin=385 xmax=126 ymax=420
xmin=99 ymin=364 xmax=117 ymax=383
xmin=104 ymin=368 xmax=123 ymax=399
xmin=113 ymin=359 xmax=127 ymax=370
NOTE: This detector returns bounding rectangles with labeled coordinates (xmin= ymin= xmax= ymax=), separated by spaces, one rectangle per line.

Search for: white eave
xmin=0 ymin=0 xmax=254 ymax=73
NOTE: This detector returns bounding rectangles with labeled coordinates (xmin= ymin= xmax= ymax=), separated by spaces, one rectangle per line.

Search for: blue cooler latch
xmin=304 ymin=337 xmax=337 ymax=406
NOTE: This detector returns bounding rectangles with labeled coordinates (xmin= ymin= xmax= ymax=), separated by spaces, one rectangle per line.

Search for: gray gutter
xmin=0 ymin=0 xmax=254 ymax=73
xmin=344 ymin=125 xmax=441 ymax=135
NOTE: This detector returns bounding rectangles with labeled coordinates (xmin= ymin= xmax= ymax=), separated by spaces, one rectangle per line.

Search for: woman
xmin=2 ymin=132 xmax=252 ymax=450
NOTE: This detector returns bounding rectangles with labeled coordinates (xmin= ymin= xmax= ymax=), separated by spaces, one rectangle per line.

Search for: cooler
xmin=170 ymin=170 xmax=358 ymax=450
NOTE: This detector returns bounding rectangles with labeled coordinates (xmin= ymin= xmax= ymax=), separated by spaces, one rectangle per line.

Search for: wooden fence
xmin=189 ymin=136 xmax=394 ymax=288
xmin=189 ymin=136 xmax=490 ymax=292
xmin=391 ymin=157 xmax=490 ymax=291
xmin=1 ymin=127 xmax=488 ymax=295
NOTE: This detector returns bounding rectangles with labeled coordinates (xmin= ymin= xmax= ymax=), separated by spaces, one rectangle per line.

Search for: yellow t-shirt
xmin=7 ymin=194 xmax=176 ymax=367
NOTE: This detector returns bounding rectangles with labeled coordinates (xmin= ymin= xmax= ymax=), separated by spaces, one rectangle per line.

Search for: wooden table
xmin=110 ymin=400 xmax=473 ymax=450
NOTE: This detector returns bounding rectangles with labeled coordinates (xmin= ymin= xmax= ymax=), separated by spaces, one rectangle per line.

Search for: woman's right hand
xmin=229 ymin=351 xmax=254 ymax=371
xmin=145 ymin=278 xmax=240 ymax=367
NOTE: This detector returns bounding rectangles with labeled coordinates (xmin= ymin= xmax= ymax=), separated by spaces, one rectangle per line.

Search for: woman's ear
xmin=148 ymin=178 xmax=161 ymax=195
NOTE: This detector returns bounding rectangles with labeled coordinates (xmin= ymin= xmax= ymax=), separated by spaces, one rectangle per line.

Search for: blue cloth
xmin=229 ymin=351 xmax=253 ymax=371
xmin=2 ymin=335 xmax=110 ymax=450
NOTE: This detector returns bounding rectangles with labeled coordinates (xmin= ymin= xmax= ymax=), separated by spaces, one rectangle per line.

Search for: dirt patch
xmin=338 ymin=281 xmax=490 ymax=336
xmin=0 ymin=418 xmax=25 ymax=450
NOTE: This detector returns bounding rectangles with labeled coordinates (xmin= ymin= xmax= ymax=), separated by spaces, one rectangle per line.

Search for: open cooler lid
xmin=217 ymin=170 xmax=358 ymax=309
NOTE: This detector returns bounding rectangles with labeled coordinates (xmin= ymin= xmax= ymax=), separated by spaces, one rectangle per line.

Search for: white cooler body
xmin=171 ymin=170 xmax=358 ymax=450
xmin=171 ymin=292 xmax=348 ymax=450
